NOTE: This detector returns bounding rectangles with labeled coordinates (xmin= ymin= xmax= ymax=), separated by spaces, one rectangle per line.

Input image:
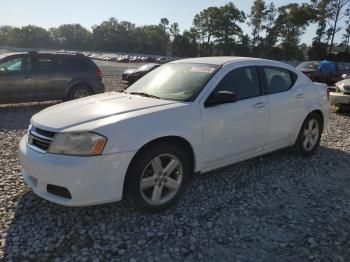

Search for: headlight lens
xmin=48 ymin=132 xmax=107 ymax=156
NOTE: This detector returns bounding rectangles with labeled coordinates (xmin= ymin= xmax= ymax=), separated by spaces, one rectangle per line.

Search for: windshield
xmin=125 ymin=63 xmax=219 ymax=101
xmin=297 ymin=61 xmax=320 ymax=70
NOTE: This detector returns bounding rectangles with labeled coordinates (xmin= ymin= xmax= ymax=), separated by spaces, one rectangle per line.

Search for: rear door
xmin=0 ymin=55 xmax=35 ymax=102
xmin=34 ymin=55 xmax=72 ymax=100
xmin=261 ymin=66 xmax=306 ymax=150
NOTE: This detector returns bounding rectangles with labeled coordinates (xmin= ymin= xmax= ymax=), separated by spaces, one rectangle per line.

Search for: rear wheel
xmin=68 ymin=84 xmax=93 ymax=100
xmin=293 ymin=113 xmax=322 ymax=156
xmin=126 ymin=143 xmax=190 ymax=212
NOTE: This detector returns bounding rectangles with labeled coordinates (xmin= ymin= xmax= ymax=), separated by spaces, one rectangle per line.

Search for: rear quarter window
xmin=263 ymin=66 xmax=298 ymax=94
xmin=61 ymin=57 xmax=92 ymax=72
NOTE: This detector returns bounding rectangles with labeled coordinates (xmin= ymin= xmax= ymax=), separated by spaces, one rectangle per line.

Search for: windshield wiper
xmin=128 ymin=92 xmax=161 ymax=99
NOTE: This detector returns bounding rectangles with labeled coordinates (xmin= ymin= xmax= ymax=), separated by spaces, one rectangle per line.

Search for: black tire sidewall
xmin=294 ymin=113 xmax=323 ymax=156
xmin=126 ymin=143 xmax=190 ymax=212
xmin=68 ymin=85 xmax=93 ymax=100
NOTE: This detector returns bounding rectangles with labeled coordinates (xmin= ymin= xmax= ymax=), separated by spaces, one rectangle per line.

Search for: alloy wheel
xmin=302 ymin=119 xmax=320 ymax=152
xmin=73 ymin=89 xmax=90 ymax=99
xmin=139 ymin=154 xmax=183 ymax=206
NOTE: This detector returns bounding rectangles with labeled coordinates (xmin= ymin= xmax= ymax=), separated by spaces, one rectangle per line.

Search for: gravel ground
xmin=1 ymin=61 xmax=350 ymax=261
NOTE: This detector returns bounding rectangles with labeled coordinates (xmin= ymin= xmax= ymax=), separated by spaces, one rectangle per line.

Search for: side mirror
xmin=205 ymin=90 xmax=238 ymax=107
xmin=342 ymin=74 xmax=348 ymax=79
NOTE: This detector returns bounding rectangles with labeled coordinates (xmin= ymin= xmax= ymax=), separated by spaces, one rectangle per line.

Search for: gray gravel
xmin=1 ymin=62 xmax=350 ymax=261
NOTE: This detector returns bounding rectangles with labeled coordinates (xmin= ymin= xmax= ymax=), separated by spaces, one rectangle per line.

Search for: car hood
xmin=31 ymin=92 xmax=180 ymax=131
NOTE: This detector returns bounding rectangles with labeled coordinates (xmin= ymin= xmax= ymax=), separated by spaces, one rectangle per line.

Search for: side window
xmin=62 ymin=57 xmax=91 ymax=72
xmin=37 ymin=56 xmax=57 ymax=72
xmin=215 ymin=66 xmax=260 ymax=100
xmin=0 ymin=57 xmax=23 ymax=72
xmin=263 ymin=67 xmax=297 ymax=94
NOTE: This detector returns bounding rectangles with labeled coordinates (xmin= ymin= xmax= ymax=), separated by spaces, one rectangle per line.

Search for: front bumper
xmin=330 ymin=92 xmax=350 ymax=105
xmin=19 ymin=135 xmax=135 ymax=206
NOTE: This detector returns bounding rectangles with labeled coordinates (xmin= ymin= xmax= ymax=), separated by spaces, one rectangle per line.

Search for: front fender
xmin=66 ymin=103 xmax=204 ymax=172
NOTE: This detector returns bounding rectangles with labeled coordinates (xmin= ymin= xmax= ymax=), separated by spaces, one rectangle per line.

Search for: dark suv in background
xmin=0 ymin=51 xmax=104 ymax=103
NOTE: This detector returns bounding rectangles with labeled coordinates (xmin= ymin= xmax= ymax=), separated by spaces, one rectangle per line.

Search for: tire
xmin=126 ymin=143 xmax=190 ymax=212
xmin=68 ymin=84 xmax=93 ymax=100
xmin=293 ymin=113 xmax=323 ymax=156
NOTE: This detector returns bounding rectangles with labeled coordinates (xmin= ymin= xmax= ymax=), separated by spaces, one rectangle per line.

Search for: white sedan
xmin=19 ymin=57 xmax=330 ymax=212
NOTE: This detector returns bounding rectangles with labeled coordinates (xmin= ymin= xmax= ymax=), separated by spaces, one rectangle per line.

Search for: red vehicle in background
xmin=297 ymin=61 xmax=350 ymax=86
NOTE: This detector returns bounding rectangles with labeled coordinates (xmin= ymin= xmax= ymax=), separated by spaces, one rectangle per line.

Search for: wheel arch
xmin=122 ymin=135 xmax=196 ymax=197
xmin=307 ymin=109 xmax=324 ymax=130
xmin=65 ymin=81 xmax=94 ymax=99
xmin=294 ymin=109 xmax=325 ymax=145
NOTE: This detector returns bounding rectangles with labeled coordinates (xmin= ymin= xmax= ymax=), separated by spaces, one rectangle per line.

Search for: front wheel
xmin=126 ymin=143 xmax=190 ymax=212
xmin=293 ymin=113 xmax=322 ymax=156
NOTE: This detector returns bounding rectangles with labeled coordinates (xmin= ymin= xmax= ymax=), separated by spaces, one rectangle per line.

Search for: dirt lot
xmin=0 ymin=61 xmax=350 ymax=261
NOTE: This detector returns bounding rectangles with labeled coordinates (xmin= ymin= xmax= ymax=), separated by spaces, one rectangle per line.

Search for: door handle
xmin=295 ymin=93 xmax=305 ymax=99
xmin=252 ymin=102 xmax=267 ymax=109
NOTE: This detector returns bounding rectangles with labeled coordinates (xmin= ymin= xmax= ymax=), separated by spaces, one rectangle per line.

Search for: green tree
xmin=5 ymin=27 xmax=24 ymax=47
xmin=171 ymin=31 xmax=198 ymax=57
xmin=212 ymin=3 xmax=246 ymax=55
xmin=193 ymin=3 xmax=245 ymax=55
xmin=92 ymin=18 xmax=137 ymax=52
xmin=311 ymin=0 xmax=332 ymax=43
xmin=342 ymin=8 xmax=350 ymax=51
xmin=328 ymin=0 xmax=350 ymax=53
xmin=261 ymin=3 xmax=278 ymax=52
xmin=274 ymin=3 xmax=314 ymax=59
xmin=169 ymin=23 xmax=180 ymax=38
xmin=134 ymin=25 xmax=170 ymax=55
xmin=248 ymin=0 xmax=267 ymax=47
xmin=193 ymin=7 xmax=218 ymax=44
xmin=51 ymin=24 xmax=92 ymax=50
xmin=0 ymin=26 xmax=14 ymax=45
xmin=20 ymin=25 xmax=51 ymax=48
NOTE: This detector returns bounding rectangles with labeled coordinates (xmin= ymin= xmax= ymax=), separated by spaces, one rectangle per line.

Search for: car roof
xmin=172 ymin=56 xmax=266 ymax=66
xmin=0 ymin=51 xmax=85 ymax=58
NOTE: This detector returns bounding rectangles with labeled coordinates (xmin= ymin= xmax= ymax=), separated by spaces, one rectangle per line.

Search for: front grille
xmin=28 ymin=126 xmax=55 ymax=152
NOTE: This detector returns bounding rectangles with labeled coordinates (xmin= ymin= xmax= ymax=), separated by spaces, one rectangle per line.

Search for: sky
xmin=0 ymin=0 xmax=345 ymax=45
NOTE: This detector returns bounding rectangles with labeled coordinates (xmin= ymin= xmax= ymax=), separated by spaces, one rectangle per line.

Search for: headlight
xmin=48 ymin=132 xmax=107 ymax=156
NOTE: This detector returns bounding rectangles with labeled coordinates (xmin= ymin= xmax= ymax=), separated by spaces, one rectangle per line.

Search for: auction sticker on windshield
xmin=189 ymin=67 xmax=216 ymax=73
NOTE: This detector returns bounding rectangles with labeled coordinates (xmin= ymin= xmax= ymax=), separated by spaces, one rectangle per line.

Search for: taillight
xmin=96 ymin=68 xmax=103 ymax=78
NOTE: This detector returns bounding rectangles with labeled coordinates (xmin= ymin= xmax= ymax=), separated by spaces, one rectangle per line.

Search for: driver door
xmin=201 ymin=65 xmax=269 ymax=170
xmin=0 ymin=55 xmax=35 ymax=103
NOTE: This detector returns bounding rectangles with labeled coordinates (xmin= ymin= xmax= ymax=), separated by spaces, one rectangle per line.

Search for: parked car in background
xmin=297 ymin=60 xmax=350 ymax=85
xmin=122 ymin=63 xmax=161 ymax=83
xmin=19 ymin=57 xmax=330 ymax=212
xmin=330 ymin=76 xmax=350 ymax=111
xmin=0 ymin=51 xmax=104 ymax=103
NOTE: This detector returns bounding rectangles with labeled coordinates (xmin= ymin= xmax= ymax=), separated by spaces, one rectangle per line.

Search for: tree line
xmin=1 ymin=0 xmax=350 ymax=61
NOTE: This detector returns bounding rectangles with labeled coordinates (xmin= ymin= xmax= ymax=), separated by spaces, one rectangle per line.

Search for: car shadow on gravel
xmin=3 ymin=146 xmax=350 ymax=261
xmin=0 ymin=102 xmax=59 ymax=130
